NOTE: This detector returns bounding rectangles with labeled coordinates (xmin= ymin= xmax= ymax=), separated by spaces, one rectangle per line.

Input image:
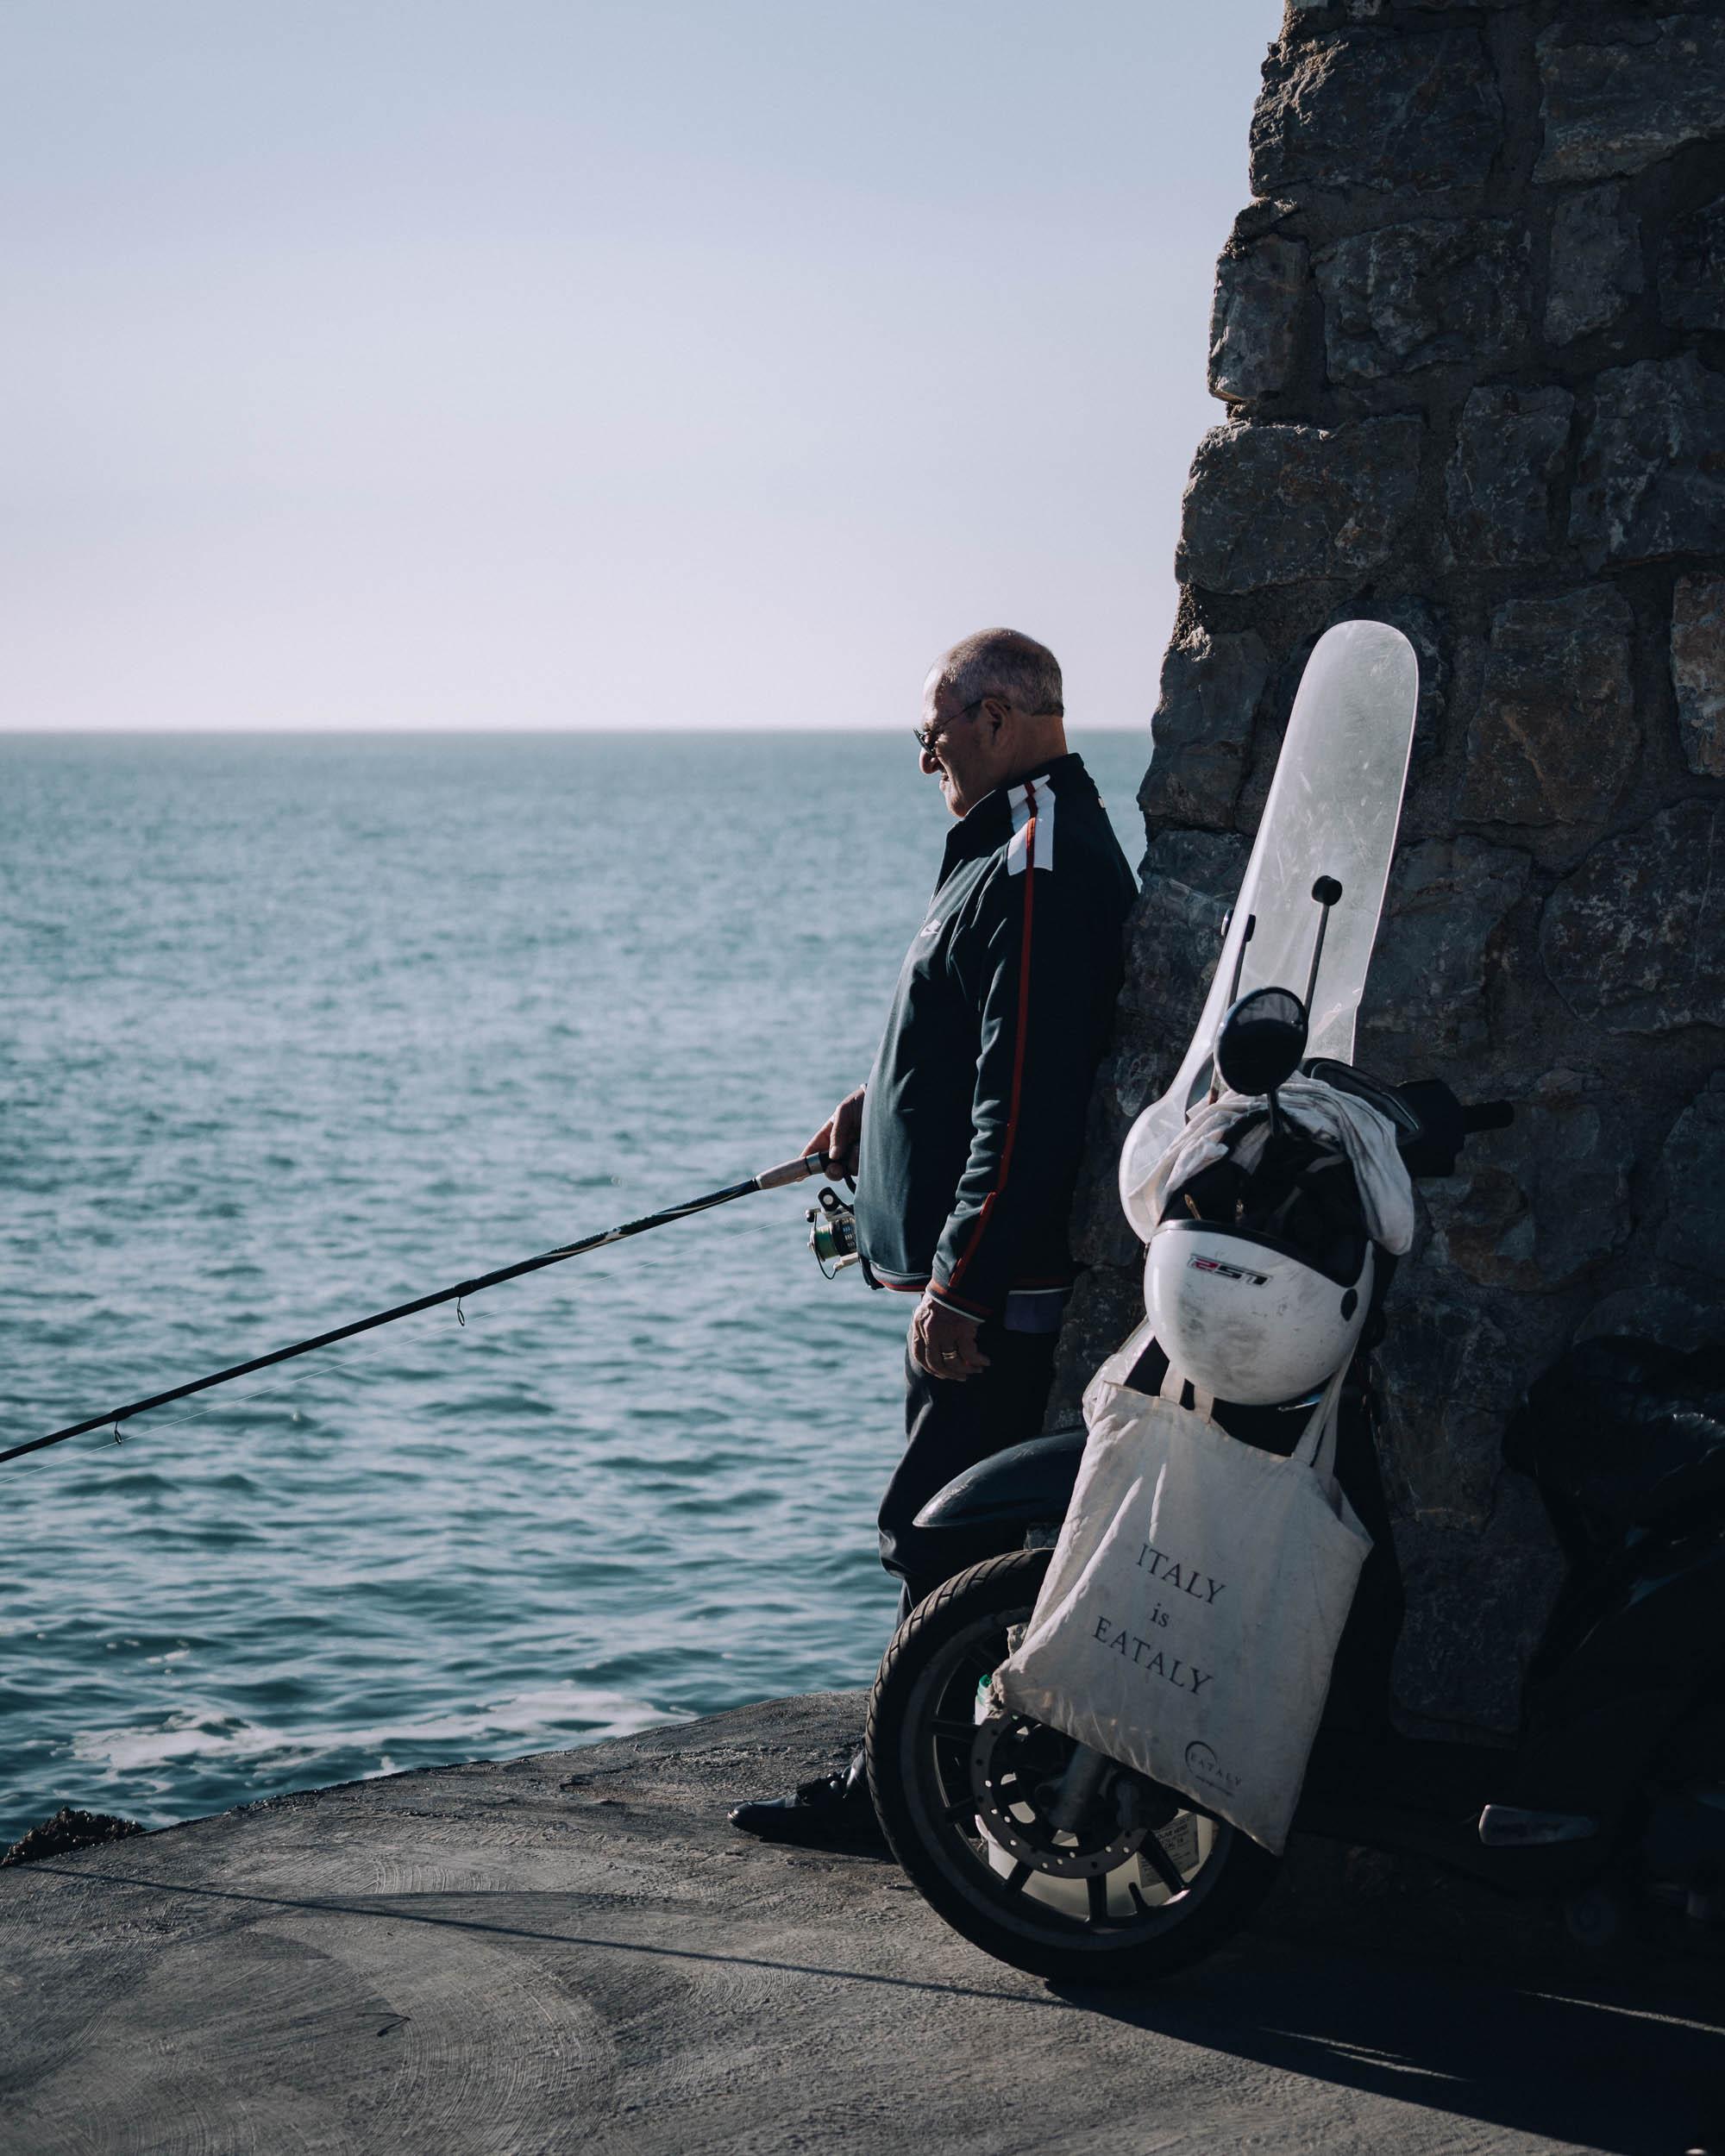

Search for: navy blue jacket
xmin=854 ymin=754 xmax=1137 ymax=1324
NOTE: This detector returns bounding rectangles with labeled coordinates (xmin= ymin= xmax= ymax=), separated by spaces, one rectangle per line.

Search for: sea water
xmin=0 ymin=730 xmax=1147 ymax=1844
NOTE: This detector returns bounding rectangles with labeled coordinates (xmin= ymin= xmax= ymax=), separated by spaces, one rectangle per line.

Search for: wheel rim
xmin=895 ymin=1595 xmax=1240 ymax=1952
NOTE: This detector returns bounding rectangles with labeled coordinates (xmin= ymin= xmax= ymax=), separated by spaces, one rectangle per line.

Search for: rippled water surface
xmin=1 ymin=731 xmax=1146 ymax=1843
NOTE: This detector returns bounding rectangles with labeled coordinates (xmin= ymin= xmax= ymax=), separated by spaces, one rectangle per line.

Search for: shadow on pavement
xmin=1063 ymin=1942 xmax=1724 ymax=2156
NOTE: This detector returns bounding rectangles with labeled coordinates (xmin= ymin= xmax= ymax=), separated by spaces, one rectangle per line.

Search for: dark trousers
xmin=877 ymin=1319 xmax=1060 ymax=1615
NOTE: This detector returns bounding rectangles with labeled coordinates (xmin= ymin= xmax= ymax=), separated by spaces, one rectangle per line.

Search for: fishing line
xmin=2 ymin=1151 xmax=828 ymax=1469
xmin=74 ymin=1206 xmax=802 ymax=1450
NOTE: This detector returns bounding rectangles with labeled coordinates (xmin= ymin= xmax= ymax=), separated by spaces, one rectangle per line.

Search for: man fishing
xmin=731 ymin=627 xmax=1138 ymax=1846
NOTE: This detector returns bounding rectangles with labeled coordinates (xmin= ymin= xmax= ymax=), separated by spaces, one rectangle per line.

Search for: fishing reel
xmin=807 ymin=1185 xmax=860 ymax=1276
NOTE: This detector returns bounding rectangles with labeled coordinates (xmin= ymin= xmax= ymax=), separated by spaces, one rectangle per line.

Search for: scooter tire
xmin=866 ymin=1548 xmax=1282 ymax=1987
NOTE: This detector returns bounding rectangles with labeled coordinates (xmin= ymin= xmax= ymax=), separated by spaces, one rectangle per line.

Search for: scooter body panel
xmin=911 ymin=1424 xmax=1084 ymax=1539
xmin=1515 ymin=1520 xmax=1725 ymax=1822
xmin=1292 ymin=1784 xmax=1609 ymax=1892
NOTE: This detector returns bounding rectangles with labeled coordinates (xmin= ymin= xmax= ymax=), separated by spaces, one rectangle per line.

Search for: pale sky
xmin=5 ymin=3 xmax=1277 ymax=731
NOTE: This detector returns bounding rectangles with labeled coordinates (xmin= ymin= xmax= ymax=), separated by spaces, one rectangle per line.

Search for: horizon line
xmin=0 ymin=723 xmax=1150 ymax=739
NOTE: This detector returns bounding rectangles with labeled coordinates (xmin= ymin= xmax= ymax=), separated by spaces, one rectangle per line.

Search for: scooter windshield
xmin=1120 ymin=620 xmax=1417 ymax=1241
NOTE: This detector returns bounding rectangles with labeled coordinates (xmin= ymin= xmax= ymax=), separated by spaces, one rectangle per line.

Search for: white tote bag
xmin=996 ymin=1323 xmax=1371 ymax=1853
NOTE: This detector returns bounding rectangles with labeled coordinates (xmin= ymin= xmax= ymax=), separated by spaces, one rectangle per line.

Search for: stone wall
xmin=1060 ymin=0 xmax=1725 ymax=1735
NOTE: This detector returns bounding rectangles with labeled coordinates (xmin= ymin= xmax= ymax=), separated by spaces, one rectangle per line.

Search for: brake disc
xmin=968 ymin=1711 xmax=1150 ymax=1879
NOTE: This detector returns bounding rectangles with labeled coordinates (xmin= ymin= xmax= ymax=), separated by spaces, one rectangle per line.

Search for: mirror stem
xmin=1303 ymin=878 xmax=1343 ymax=1014
xmin=1227 ymin=912 xmax=1256 ymax=1005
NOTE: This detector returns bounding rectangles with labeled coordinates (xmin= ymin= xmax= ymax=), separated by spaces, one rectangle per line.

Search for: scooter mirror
xmin=1214 ymin=986 xmax=1308 ymax=1099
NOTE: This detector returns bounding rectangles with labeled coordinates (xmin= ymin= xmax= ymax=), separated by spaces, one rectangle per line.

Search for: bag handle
xmin=1289 ymin=1360 xmax=1351 ymax=1486
xmin=1156 ymin=1351 xmax=1352 ymax=1501
xmin=1157 ymin=1361 xmax=1216 ymax=1420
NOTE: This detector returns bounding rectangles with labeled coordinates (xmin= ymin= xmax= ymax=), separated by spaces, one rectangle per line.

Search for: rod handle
xmin=755 ymin=1151 xmax=828 ymax=1190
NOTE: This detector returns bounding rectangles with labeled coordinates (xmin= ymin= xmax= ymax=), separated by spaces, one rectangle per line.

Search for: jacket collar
xmin=940 ymin=752 xmax=1093 ymax=869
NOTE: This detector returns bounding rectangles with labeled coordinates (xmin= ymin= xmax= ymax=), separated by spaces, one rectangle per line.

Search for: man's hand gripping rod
xmin=1 ymin=1152 xmax=829 ymax=1469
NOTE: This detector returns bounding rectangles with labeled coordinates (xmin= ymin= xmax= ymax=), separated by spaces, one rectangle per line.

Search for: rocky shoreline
xmin=3 ymin=1807 xmax=146 ymax=1870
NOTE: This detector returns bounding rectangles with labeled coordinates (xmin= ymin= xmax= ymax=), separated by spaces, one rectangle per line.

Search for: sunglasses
xmin=912 ymin=697 xmax=1062 ymax=755
xmin=912 ymin=697 xmax=991 ymax=755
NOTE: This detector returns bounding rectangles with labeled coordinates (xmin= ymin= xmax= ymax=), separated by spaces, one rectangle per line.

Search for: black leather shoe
xmin=729 ymin=1767 xmax=888 ymax=1851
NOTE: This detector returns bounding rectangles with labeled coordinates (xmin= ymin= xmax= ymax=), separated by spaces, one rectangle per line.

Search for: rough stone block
xmin=1540 ymin=799 xmax=1725 ymax=1033
xmin=1377 ymin=1276 xmax=1513 ymax=1531
xmin=1544 ymin=181 xmax=1643 ymax=345
xmin=1578 ymin=1282 xmax=1725 ymax=1353
xmin=1671 ymin=572 xmax=1725 ymax=778
xmin=1050 ymin=1260 xmax=1139 ymax=1407
xmin=1654 ymin=1073 xmax=1725 ymax=1282
xmin=1389 ymin=1480 xmax=1565 ymax=1734
xmin=1444 ymin=384 xmax=1573 ymax=568
xmin=1251 ymin=29 xmax=1502 ymax=197
xmin=1177 ymin=415 xmax=1422 ymax=593
xmin=1316 ymin=219 xmax=1531 ymax=384
xmin=1458 ymin=586 xmax=1636 ymax=826
xmin=1535 ymin=15 xmax=1725 ymax=185
xmin=1119 ymin=829 xmax=1246 ymax=1021
xmin=1569 ymin=353 xmax=1725 ymax=569
xmin=1140 ymin=626 xmax=1270 ymax=829
xmin=1427 ymin=1081 xmax=1634 ymax=1293
xmin=1108 ymin=828 xmax=1249 ymax=1125
xmin=1659 ymin=192 xmax=1725 ymax=334
xmin=1208 ymin=235 xmax=1308 ymax=404
xmin=1361 ymin=835 xmax=1530 ymax=1056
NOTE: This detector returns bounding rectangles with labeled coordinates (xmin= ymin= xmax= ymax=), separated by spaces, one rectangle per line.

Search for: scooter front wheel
xmin=866 ymin=1548 xmax=1281 ymax=1986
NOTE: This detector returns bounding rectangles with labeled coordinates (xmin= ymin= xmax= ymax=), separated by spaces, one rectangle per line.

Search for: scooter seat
xmin=1506 ymin=1335 xmax=1725 ymax=1545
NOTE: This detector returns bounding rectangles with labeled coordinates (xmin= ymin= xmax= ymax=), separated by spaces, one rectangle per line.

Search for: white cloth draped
xmin=1133 ymin=1074 xmax=1416 ymax=1256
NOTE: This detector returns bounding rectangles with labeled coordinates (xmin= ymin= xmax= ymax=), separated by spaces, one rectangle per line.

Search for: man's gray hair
xmin=927 ymin=628 xmax=1063 ymax=718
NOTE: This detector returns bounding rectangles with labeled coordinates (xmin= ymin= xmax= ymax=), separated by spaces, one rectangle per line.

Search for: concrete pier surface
xmin=2 ymin=1692 xmax=1719 ymax=2156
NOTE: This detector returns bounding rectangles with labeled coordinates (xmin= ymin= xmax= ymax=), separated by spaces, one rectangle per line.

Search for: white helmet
xmin=1145 ymin=1219 xmax=1373 ymax=1407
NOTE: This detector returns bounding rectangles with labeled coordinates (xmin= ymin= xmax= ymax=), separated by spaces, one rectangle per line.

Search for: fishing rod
xmin=1 ymin=1150 xmax=831 ymax=1470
